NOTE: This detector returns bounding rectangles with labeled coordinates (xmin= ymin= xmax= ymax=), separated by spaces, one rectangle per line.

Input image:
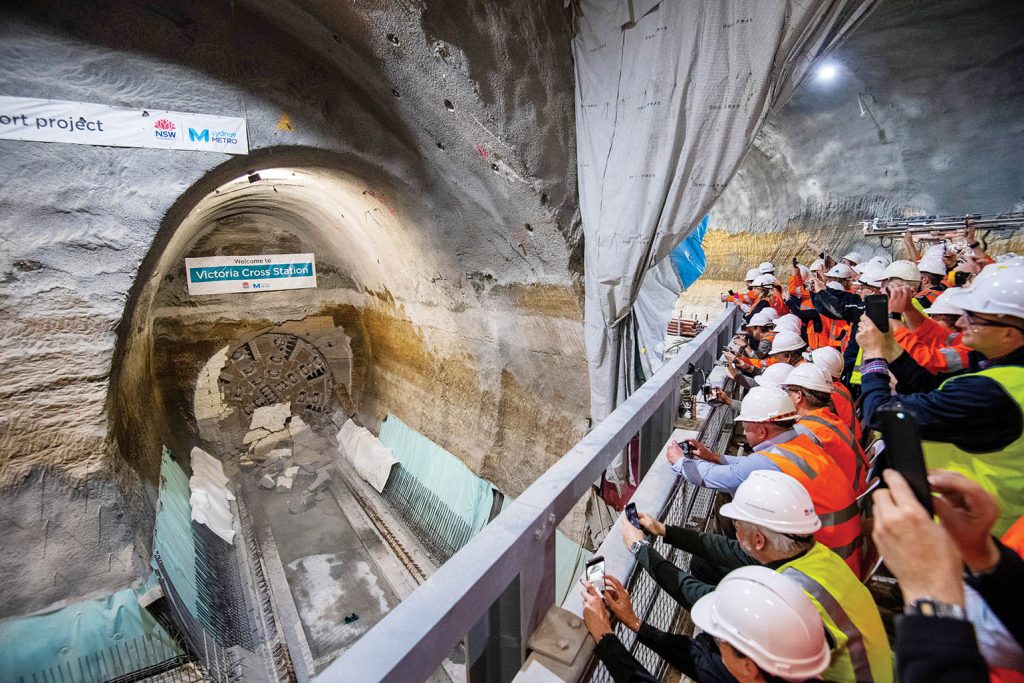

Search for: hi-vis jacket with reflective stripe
xmin=925 ymin=365 xmax=1024 ymax=536
xmin=893 ymin=316 xmax=971 ymax=375
xmin=795 ymin=407 xmax=870 ymax=495
xmin=831 ymin=379 xmax=863 ymax=443
xmin=780 ymin=543 xmax=894 ymax=683
xmin=760 ymin=433 xmax=863 ymax=577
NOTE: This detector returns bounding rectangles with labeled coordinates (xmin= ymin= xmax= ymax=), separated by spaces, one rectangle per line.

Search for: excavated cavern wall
xmin=0 ymin=0 xmax=586 ymax=617
xmin=687 ymin=0 xmax=1024 ymax=310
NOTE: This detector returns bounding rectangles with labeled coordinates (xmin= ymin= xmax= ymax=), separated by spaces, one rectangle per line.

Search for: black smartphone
xmin=624 ymin=502 xmax=642 ymax=529
xmin=877 ymin=403 xmax=933 ymax=514
xmin=728 ymin=289 xmax=735 ymax=296
xmin=677 ymin=440 xmax=692 ymax=458
xmin=792 ymin=257 xmax=798 ymax=267
xmin=585 ymin=556 xmax=606 ymax=594
xmin=864 ymin=293 xmax=890 ymax=333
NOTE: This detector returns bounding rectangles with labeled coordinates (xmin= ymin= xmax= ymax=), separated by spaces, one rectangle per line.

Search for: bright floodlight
xmin=816 ymin=63 xmax=838 ymax=82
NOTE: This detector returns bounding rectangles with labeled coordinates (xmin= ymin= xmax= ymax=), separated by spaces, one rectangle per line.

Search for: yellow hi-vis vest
xmin=851 ymin=298 xmax=929 ymax=385
xmin=923 ymin=365 xmax=1024 ymax=536
xmin=779 ymin=543 xmax=894 ymax=683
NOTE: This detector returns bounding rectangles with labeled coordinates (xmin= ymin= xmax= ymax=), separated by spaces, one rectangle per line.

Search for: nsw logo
xmin=153 ymin=118 xmax=176 ymax=139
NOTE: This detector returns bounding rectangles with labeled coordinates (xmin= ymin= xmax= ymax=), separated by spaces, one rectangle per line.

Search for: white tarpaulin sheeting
xmin=0 ymin=95 xmax=248 ymax=154
xmin=336 ymin=419 xmax=399 ymax=493
xmin=189 ymin=447 xmax=236 ymax=544
xmin=572 ymin=0 xmax=877 ymax=485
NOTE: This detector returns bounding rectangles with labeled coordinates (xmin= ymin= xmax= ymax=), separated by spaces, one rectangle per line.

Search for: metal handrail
xmin=316 ymin=305 xmax=741 ymax=682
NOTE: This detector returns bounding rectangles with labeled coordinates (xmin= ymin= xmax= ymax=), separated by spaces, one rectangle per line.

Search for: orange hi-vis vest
xmin=760 ymin=433 xmax=863 ymax=578
xmin=914 ymin=286 xmax=944 ymax=308
xmin=893 ymin=317 xmax=971 ymax=375
xmin=830 ymin=380 xmax=863 ymax=444
xmin=794 ymin=407 xmax=869 ymax=496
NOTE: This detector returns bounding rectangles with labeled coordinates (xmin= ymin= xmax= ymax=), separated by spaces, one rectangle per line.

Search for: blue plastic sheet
xmin=0 ymin=575 xmax=180 ymax=681
xmin=670 ymin=213 xmax=710 ymax=289
xmin=378 ymin=415 xmax=496 ymax=534
xmin=152 ymin=447 xmax=199 ymax=619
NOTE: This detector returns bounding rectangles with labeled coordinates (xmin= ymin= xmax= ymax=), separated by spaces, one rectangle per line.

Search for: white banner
xmin=0 ymin=95 xmax=248 ymax=154
xmin=185 ymin=254 xmax=317 ymax=295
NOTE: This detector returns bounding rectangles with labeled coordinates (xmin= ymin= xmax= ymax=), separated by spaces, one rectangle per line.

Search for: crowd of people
xmin=579 ymin=232 xmax=1024 ymax=682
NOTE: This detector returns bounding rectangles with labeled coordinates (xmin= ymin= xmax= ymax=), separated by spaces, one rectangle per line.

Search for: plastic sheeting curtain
xmin=572 ymin=0 xmax=878 ymax=487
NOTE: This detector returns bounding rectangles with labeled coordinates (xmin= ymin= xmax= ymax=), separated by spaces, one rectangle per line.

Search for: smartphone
xmin=792 ymin=257 xmax=798 ymax=267
xmin=677 ymin=440 xmax=692 ymax=458
xmin=728 ymin=289 xmax=735 ymax=296
xmin=624 ymin=502 xmax=642 ymax=529
xmin=877 ymin=403 xmax=933 ymax=514
xmin=585 ymin=556 xmax=606 ymax=594
xmin=864 ymin=293 xmax=890 ymax=333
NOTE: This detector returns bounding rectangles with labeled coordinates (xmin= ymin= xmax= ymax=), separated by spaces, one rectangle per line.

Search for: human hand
xmin=886 ymin=285 xmax=911 ymax=314
xmin=638 ymin=512 xmax=666 ymax=537
xmin=602 ymin=575 xmax=641 ymax=632
xmin=929 ymin=470 xmax=1002 ymax=573
xmin=714 ymin=387 xmax=733 ymax=406
xmin=580 ymin=580 xmax=614 ymax=641
xmin=666 ymin=441 xmax=685 ymax=465
xmin=721 ymin=292 xmax=730 ymax=302
xmin=687 ymin=439 xmax=722 ymax=464
xmin=872 ymin=470 xmax=964 ymax=606
xmin=857 ymin=314 xmax=900 ymax=361
xmin=621 ymin=516 xmax=645 ymax=547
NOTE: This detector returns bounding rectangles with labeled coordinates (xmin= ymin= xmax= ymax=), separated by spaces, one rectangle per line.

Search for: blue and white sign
xmin=0 ymin=95 xmax=248 ymax=154
xmin=185 ymin=254 xmax=317 ymax=295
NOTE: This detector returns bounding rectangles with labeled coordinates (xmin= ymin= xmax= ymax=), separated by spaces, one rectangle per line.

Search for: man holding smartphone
xmin=856 ymin=263 xmax=1024 ymax=535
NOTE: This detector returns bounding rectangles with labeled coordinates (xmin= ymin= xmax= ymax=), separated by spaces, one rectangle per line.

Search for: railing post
xmin=639 ymin=372 xmax=680 ymax=477
xmin=467 ymin=577 xmax=523 ymax=683
xmin=519 ymin=524 xmax=557 ymax=658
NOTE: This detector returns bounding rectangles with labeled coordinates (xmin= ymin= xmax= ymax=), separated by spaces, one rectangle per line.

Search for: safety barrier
xmin=316 ymin=305 xmax=742 ymax=682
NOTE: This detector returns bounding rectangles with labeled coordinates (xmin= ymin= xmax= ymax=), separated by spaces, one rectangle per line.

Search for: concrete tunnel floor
xmin=238 ymin=445 xmax=461 ymax=680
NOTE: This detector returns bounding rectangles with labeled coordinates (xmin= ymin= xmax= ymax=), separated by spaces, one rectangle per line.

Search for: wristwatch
xmin=888 ymin=312 xmax=902 ymax=321
xmin=904 ymin=597 xmax=965 ymax=620
xmin=629 ymin=539 xmax=650 ymax=555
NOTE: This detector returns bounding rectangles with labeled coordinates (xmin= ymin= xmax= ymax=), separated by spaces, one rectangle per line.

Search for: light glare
xmin=816 ymin=63 xmax=838 ymax=82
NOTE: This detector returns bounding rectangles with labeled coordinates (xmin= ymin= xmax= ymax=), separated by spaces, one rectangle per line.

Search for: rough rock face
xmin=706 ymin=0 xmax=1024 ymax=279
xmin=0 ymin=0 xmax=586 ymax=616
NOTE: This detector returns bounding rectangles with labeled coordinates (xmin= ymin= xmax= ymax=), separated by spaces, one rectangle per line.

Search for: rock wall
xmin=706 ymin=0 xmax=1024 ymax=279
xmin=0 ymin=0 xmax=586 ymax=616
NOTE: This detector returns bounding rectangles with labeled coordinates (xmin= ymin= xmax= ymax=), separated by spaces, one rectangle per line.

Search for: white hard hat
xmin=691 ymin=566 xmax=831 ymax=681
xmin=720 ymin=470 xmax=822 ymax=534
xmin=926 ymin=288 xmax=965 ymax=316
xmin=995 ymin=252 xmax=1021 ymax=264
xmin=783 ymin=363 xmax=834 ymax=393
xmin=842 ymin=251 xmax=862 ymax=264
xmin=745 ymin=267 xmax=761 ymax=282
xmin=759 ymin=261 xmax=776 ymax=274
xmin=804 ymin=346 xmax=843 ymax=380
xmin=736 ymin=386 xmax=798 ymax=423
xmin=809 ymin=258 xmax=825 ymax=272
xmin=745 ymin=311 xmax=774 ymax=328
xmin=857 ymin=265 xmax=886 ymax=289
xmin=883 ymin=259 xmax=921 ymax=283
xmin=770 ymin=331 xmax=806 ymax=354
xmin=918 ymin=257 xmax=947 ymax=276
xmin=945 ymin=262 xmax=1024 ymax=319
xmin=752 ymin=274 xmax=780 ymax=287
xmin=761 ymin=308 xmax=780 ymax=322
xmin=755 ymin=362 xmax=794 ymax=387
xmin=772 ymin=314 xmax=802 ymax=335
xmin=869 ymin=254 xmax=892 ymax=268
xmin=797 ymin=264 xmax=810 ymax=280
xmin=826 ymin=263 xmax=856 ymax=279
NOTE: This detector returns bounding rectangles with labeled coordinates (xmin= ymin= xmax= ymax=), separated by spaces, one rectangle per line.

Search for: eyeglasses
xmin=962 ymin=310 xmax=1024 ymax=331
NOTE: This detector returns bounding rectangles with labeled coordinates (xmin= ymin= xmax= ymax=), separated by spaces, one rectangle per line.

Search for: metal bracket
xmin=526 ymin=605 xmax=589 ymax=666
